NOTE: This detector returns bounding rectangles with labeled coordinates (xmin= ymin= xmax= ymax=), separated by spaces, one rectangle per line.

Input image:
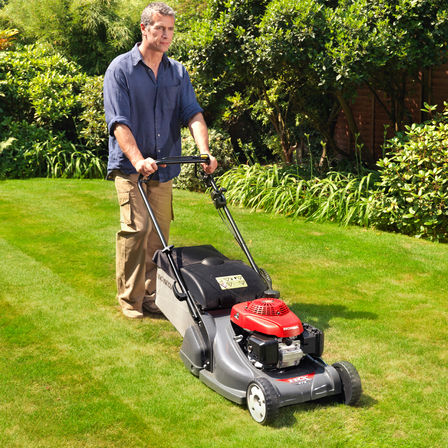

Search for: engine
xmin=231 ymin=298 xmax=324 ymax=370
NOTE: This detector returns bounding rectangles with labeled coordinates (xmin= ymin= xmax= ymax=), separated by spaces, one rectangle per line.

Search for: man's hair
xmin=141 ymin=2 xmax=175 ymax=27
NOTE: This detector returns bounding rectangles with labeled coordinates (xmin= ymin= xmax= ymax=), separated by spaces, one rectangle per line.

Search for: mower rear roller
xmin=246 ymin=378 xmax=279 ymax=425
xmin=332 ymin=361 xmax=362 ymax=406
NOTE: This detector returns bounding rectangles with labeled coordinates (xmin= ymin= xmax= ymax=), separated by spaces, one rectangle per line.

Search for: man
xmin=104 ymin=2 xmax=217 ymax=318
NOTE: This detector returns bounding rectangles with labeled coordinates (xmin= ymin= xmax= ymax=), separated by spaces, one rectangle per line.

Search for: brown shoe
xmin=143 ymin=298 xmax=163 ymax=315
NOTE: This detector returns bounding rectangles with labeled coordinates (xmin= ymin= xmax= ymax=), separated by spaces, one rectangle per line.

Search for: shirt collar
xmin=131 ymin=43 xmax=170 ymax=67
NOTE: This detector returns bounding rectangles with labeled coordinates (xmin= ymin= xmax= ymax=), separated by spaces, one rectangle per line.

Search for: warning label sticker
xmin=215 ymin=275 xmax=248 ymax=290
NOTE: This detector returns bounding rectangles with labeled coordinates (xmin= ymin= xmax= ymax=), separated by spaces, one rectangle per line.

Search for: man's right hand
xmin=113 ymin=124 xmax=160 ymax=177
xmin=135 ymin=157 xmax=158 ymax=177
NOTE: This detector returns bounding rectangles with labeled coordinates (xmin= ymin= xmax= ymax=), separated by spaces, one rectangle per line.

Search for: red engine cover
xmin=230 ymin=298 xmax=303 ymax=338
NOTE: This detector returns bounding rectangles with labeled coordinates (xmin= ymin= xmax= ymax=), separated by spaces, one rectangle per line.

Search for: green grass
xmin=0 ymin=178 xmax=447 ymax=448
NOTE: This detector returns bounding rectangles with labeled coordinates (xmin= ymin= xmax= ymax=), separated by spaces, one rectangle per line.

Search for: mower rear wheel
xmin=333 ymin=361 xmax=362 ymax=406
xmin=246 ymin=378 xmax=279 ymax=425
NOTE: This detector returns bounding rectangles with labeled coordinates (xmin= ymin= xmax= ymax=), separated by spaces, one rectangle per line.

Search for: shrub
xmin=28 ymin=69 xmax=86 ymax=129
xmin=0 ymin=43 xmax=86 ymax=132
xmin=0 ymin=120 xmax=105 ymax=179
xmin=77 ymin=75 xmax=108 ymax=154
xmin=372 ymin=105 xmax=448 ymax=242
xmin=174 ymin=127 xmax=236 ymax=191
xmin=0 ymin=43 xmax=107 ymax=178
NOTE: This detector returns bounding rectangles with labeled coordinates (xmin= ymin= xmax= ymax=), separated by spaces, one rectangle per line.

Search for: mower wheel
xmin=333 ymin=361 xmax=362 ymax=406
xmin=246 ymin=378 xmax=279 ymax=425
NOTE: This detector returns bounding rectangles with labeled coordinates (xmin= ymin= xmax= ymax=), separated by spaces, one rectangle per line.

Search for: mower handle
xmin=155 ymin=154 xmax=210 ymax=166
xmin=138 ymin=155 xmax=210 ymax=183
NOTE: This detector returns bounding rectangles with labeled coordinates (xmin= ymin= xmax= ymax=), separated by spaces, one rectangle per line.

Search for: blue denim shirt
xmin=103 ymin=44 xmax=203 ymax=181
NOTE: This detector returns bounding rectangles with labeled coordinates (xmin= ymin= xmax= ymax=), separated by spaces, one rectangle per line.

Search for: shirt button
xmin=157 ymin=133 xmax=160 ymax=137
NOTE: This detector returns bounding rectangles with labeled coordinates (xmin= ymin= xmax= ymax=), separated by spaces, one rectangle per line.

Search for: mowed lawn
xmin=0 ymin=178 xmax=447 ymax=448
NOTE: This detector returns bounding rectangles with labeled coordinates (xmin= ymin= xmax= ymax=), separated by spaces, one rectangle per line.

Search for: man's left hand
xmin=202 ymin=154 xmax=218 ymax=174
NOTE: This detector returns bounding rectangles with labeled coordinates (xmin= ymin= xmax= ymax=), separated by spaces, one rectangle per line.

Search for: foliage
xmin=344 ymin=0 xmax=448 ymax=132
xmin=0 ymin=43 xmax=107 ymax=178
xmin=0 ymin=43 xmax=85 ymax=132
xmin=28 ymin=69 xmax=86 ymax=129
xmin=4 ymin=0 xmax=447 ymax=170
xmin=372 ymin=104 xmax=448 ymax=242
xmin=180 ymin=0 xmax=276 ymax=160
xmin=183 ymin=0 xmax=448 ymax=164
xmin=0 ymin=0 xmax=137 ymax=74
xmin=77 ymin=75 xmax=108 ymax=153
xmin=0 ymin=28 xmax=18 ymax=50
xmin=0 ymin=120 xmax=105 ymax=179
xmin=218 ymin=103 xmax=448 ymax=242
xmin=218 ymin=164 xmax=378 ymax=227
xmin=174 ymin=127 xmax=236 ymax=191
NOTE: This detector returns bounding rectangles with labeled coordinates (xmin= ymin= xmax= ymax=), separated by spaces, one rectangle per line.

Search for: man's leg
xmin=114 ymin=172 xmax=151 ymax=318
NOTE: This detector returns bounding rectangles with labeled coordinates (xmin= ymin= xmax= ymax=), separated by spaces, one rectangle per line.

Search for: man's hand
xmin=202 ymin=154 xmax=218 ymax=174
xmin=188 ymin=114 xmax=218 ymax=174
xmin=135 ymin=157 xmax=158 ymax=177
xmin=113 ymin=124 xmax=163 ymax=176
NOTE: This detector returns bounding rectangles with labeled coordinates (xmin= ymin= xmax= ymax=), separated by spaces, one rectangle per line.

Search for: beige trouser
xmin=113 ymin=171 xmax=173 ymax=313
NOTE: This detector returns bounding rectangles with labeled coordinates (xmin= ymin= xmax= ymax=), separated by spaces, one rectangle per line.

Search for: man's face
xmin=141 ymin=13 xmax=175 ymax=53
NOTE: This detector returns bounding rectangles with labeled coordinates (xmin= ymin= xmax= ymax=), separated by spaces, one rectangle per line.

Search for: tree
xmin=180 ymin=0 xmax=279 ymax=161
xmin=253 ymin=0 xmax=341 ymax=162
xmin=0 ymin=0 xmax=137 ymax=74
xmin=183 ymin=0 xmax=448 ymax=164
xmin=361 ymin=0 xmax=448 ymax=131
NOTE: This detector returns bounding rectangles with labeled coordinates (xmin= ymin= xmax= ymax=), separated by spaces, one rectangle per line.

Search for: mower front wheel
xmin=333 ymin=361 xmax=362 ymax=406
xmin=246 ymin=378 xmax=279 ymax=425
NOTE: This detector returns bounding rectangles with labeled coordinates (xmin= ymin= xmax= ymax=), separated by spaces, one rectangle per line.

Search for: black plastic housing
xmin=300 ymin=323 xmax=324 ymax=357
xmin=154 ymin=245 xmax=266 ymax=311
xmin=247 ymin=333 xmax=279 ymax=367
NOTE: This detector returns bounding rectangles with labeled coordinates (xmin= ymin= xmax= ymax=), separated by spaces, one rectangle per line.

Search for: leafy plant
xmin=0 ymin=120 xmax=105 ymax=179
xmin=218 ymin=164 xmax=378 ymax=226
xmin=0 ymin=0 xmax=136 ymax=74
xmin=0 ymin=28 xmax=18 ymax=50
xmin=372 ymin=104 xmax=448 ymax=242
xmin=77 ymin=75 xmax=108 ymax=153
xmin=0 ymin=43 xmax=107 ymax=178
xmin=0 ymin=43 xmax=86 ymax=130
xmin=28 ymin=69 xmax=86 ymax=128
xmin=180 ymin=0 xmax=448 ymax=165
xmin=219 ymin=103 xmax=448 ymax=242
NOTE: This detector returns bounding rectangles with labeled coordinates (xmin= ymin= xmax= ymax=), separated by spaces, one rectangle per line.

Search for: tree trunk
xmin=334 ymin=90 xmax=365 ymax=156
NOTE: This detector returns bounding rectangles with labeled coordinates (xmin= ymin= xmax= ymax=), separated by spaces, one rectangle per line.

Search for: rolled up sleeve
xmin=103 ymin=66 xmax=133 ymax=136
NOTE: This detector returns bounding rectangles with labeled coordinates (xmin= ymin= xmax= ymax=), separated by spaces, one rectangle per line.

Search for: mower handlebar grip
xmin=155 ymin=155 xmax=210 ymax=166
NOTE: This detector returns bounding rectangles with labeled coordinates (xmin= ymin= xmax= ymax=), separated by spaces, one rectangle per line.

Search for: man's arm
xmin=113 ymin=124 xmax=158 ymax=176
xmin=188 ymin=113 xmax=218 ymax=174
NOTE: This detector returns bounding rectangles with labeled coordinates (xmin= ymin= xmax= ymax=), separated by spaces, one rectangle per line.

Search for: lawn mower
xmin=138 ymin=155 xmax=362 ymax=424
